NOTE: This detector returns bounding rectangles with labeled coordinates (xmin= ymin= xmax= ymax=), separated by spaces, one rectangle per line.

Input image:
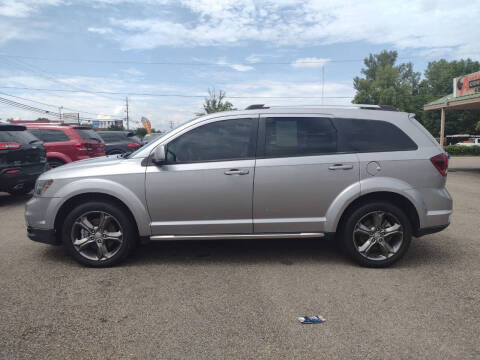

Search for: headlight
xmin=34 ymin=179 xmax=53 ymax=196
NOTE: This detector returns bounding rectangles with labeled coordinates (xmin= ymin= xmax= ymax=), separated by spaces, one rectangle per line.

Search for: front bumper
xmin=27 ymin=226 xmax=60 ymax=245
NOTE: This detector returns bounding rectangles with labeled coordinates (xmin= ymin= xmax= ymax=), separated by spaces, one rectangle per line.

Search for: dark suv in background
xmin=97 ymin=131 xmax=142 ymax=155
xmin=25 ymin=124 xmax=106 ymax=168
xmin=0 ymin=123 xmax=47 ymax=195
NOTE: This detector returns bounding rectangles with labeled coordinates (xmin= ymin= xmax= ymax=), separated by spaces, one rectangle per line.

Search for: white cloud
xmin=87 ymin=27 xmax=113 ymax=35
xmin=216 ymin=59 xmax=254 ymax=72
xmin=121 ymin=67 xmax=144 ymax=76
xmin=0 ymin=70 xmax=354 ymax=130
xmin=292 ymin=58 xmax=330 ymax=68
xmin=83 ymin=0 xmax=480 ymax=59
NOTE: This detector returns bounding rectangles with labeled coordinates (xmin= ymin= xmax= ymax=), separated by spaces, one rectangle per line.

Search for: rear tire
xmin=48 ymin=158 xmax=65 ymax=168
xmin=339 ymin=201 xmax=412 ymax=268
xmin=62 ymin=201 xmax=137 ymax=267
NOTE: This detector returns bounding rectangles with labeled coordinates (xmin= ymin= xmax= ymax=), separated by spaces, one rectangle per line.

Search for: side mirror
xmin=152 ymin=145 xmax=166 ymax=165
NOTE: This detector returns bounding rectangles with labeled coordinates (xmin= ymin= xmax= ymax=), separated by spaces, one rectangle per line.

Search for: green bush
xmin=445 ymin=145 xmax=480 ymax=156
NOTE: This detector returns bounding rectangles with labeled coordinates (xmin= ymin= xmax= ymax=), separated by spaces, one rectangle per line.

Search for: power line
xmin=0 ymin=91 xmax=119 ymax=118
xmin=0 ymin=53 xmax=443 ymax=66
xmin=0 ymin=86 xmax=447 ymax=99
xmin=0 ymin=86 xmax=355 ymax=98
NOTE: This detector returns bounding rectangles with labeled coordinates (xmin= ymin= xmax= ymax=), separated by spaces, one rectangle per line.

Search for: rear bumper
xmin=414 ymin=223 xmax=450 ymax=237
xmin=0 ymin=167 xmax=44 ymax=192
xmin=27 ymin=226 xmax=60 ymax=245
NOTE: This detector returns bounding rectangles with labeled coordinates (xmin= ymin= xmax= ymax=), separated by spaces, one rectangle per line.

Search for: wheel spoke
xmin=356 ymin=223 xmax=372 ymax=236
xmin=358 ymin=238 xmax=375 ymax=254
xmin=96 ymin=242 xmax=109 ymax=260
xmin=384 ymin=223 xmax=402 ymax=238
xmin=73 ymin=237 xmax=95 ymax=250
xmin=104 ymin=231 xmax=122 ymax=242
xmin=76 ymin=217 xmax=94 ymax=232
xmin=379 ymin=239 xmax=395 ymax=256
xmin=373 ymin=212 xmax=385 ymax=228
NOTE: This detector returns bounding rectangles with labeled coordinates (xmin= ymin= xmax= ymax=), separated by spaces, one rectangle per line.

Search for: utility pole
xmin=125 ymin=97 xmax=129 ymax=130
xmin=58 ymin=106 xmax=63 ymax=123
xmin=321 ymin=65 xmax=325 ymax=105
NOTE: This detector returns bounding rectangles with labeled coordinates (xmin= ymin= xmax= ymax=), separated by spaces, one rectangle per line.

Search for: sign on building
xmin=454 ymin=71 xmax=480 ymax=97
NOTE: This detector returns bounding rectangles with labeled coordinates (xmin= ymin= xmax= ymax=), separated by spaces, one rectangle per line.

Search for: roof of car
xmin=0 ymin=122 xmax=26 ymax=131
xmin=21 ymin=123 xmax=92 ymax=129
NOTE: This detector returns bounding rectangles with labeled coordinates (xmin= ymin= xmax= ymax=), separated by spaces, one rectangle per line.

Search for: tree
xmin=352 ymin=50 xmax=421 ymax=115
xmin=135 ymin=127 xmax=147 ymax=137
xmin=196 ymin=89 xmax=236 ymax=116
xmin=419 ymin=59 xmax=480 ymax=136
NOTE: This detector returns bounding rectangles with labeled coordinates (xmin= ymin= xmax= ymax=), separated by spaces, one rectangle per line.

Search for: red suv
xmin=25 ymin=124 xmax=106 ymax=167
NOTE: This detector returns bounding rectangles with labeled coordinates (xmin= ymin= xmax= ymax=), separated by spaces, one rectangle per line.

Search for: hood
xmin=40 ymin=155 xmax=125 ymax=180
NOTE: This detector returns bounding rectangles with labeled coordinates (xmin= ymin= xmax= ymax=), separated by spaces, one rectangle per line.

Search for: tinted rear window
xmin=334 ymin=118 xmax=417 ymax=152
xmin=29 ymin=129 xmax=70 ymax=142
xmin=0 ymin=130 xmax=40 ymax=144
xmin=76 ymin=129 xmax=103 ymax=142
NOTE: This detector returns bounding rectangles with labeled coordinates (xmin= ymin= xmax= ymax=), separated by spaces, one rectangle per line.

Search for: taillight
xmin=430 ymin=153 xmax=448 ymax=176
xmin=6 ymin=169 xmax=21 ymax=174
xmin=127 ymin=143 xmax=141 ymax=148
xmin=0 ymin=142 xmax=21 ymax=150
xmin=75 ymin=143 xmax=93 ymax=151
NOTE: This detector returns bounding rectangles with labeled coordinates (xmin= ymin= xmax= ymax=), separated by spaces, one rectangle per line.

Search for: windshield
xmin=0 ymin=130 xmax=41 ymax=144
xmin=127 ymin=119 xmax=195 ymax=158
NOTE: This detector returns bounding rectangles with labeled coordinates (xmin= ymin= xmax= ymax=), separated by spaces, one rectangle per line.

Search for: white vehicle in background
xmin=455 ymin=138 xmax=480 ymax=146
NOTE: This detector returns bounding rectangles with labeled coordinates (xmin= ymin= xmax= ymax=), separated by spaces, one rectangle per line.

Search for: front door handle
xmin=224 ymin=169 xmax=249 ymax=175
xmin=328 ymin=164 xmax=353 ymax=170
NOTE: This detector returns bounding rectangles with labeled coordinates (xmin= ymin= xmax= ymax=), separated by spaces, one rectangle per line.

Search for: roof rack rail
xmin=244 ymin=104 xmax=398 ymax=111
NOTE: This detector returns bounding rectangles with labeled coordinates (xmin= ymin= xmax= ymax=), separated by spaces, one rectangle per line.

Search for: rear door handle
xmin=328 ymin=164 xmax=353 ymax=170
xmin=224 ymin=169 xmax=249 ymax=175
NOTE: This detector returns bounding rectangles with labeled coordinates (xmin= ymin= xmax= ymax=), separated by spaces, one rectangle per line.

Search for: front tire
xmin=340 ymin=202 xmax=412 ymax=268
xmin=62 ymin=201 xmax=137 ymax=267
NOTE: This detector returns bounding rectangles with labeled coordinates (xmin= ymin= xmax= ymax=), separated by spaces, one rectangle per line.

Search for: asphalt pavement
xmin=0 ymin=157 xmax=479 ymax=359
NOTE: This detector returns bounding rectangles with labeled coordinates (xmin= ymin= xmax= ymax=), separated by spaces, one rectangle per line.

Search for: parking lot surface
xmin=1 ymin=157 xmax=479 ymax=359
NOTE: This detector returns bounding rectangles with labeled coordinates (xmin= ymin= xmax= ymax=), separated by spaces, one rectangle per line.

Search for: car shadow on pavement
xmin=126 ymin=237 xmax=346 ymax=266
xmin=0 ymin=193 xmax=31 ymax=206
xmin=40 ymin=235 xmax=455 ymax=269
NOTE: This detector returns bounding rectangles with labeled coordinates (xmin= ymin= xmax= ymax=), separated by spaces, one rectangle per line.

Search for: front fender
xmin=53 ymin=178 xmax=151 ymax=236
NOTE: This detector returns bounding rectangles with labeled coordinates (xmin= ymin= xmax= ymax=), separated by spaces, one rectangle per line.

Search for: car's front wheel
xmin=62 ymin=201 xmax=136 ymax=267
xmin=340 ymin=202 xmax=412 ymax=268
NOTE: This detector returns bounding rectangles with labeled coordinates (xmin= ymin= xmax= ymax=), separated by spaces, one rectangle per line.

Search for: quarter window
xmin=264 ymin=117 xmax=337 ymax=157
xmin=334 ymin=118 xmax=418 ymax=152
xmin=166 ymin=118 xmax=256 ymax=163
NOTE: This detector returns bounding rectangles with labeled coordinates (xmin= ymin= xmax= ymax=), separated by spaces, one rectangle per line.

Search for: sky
xmin=0 ymin=0 xmax=479 ymax=131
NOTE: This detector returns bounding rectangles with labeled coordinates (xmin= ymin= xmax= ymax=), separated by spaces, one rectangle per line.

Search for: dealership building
xmin=424 ymin=70 xmax=480 ymax=147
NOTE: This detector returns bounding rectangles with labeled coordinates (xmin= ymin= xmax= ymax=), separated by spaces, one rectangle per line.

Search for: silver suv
xmin=25 ymin=105 xmax=452 ymax=267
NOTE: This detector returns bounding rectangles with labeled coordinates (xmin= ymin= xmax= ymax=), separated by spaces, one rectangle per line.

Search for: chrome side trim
xmin=150 ymin=232 xmax=324 ymax=241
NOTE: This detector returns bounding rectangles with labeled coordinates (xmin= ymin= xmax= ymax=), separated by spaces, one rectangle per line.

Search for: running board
xmin=150 ymin=232 xmax=324 ymax=241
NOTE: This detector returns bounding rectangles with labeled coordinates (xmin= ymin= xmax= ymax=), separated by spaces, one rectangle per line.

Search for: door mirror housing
xmin=152 ymin=145 xmax=166 ymax=165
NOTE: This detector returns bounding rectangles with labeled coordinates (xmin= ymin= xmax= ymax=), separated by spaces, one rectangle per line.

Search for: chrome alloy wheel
xmin=353 ymin=211 xmax=404 ymax=261
xmin=71 ymin=211 xmax=123 ymax=261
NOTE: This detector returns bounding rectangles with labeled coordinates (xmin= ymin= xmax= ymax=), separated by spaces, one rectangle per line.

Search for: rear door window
xmin=28 ymin=129 xmax=69 ymax=142
xmin=264 ymin=117 xmax=337 ymax=157
xmin=333 ymin=118 xmax=417 ymax=152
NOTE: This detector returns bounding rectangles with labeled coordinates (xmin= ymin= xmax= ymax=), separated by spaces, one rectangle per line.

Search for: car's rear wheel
xmin=62 ymin=201 xmax=136 ymax=267
xmin=340 ymin=202 xmax=412 ymax=268
xmin=48 ymin=158 xmax=65 ymax=168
